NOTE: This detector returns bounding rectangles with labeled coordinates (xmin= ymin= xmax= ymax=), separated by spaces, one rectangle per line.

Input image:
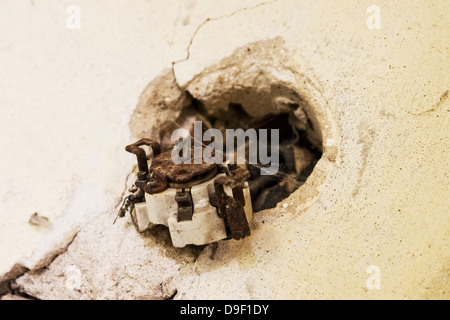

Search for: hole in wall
xmin=130 ymin=38 xmax=339 ymax=214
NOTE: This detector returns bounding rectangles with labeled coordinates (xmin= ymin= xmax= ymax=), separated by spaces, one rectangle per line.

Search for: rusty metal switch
xmin=117 ymin=139 xmax=253 ymax=248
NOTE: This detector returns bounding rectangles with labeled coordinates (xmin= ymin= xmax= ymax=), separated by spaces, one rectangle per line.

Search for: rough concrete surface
xmin=1 ymin=0 xmax=449 ymax=299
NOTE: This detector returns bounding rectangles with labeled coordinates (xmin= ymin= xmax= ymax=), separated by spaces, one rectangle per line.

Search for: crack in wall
xmin=170 ymin=0 xmax=279 ymax=89
xmin=407 ymin=90 xmax=449 ymax=116
xmin=352 ymin=123 xmax=375 ymax=197
xmin=0 ymin=229 xmax=81 ymax=300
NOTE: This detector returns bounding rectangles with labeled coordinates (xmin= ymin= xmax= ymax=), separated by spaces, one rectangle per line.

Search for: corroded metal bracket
xmin=213 ymin=166 xmax=251 ymax=240
xmin=115 ymin=139 xmax=161 ymax=223
xmin=125 ymin=138 xmax=161 ymax=175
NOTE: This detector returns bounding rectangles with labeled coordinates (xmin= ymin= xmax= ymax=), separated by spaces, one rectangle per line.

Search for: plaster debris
xmin=28 ymin=213 xmax=52 ymax=230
